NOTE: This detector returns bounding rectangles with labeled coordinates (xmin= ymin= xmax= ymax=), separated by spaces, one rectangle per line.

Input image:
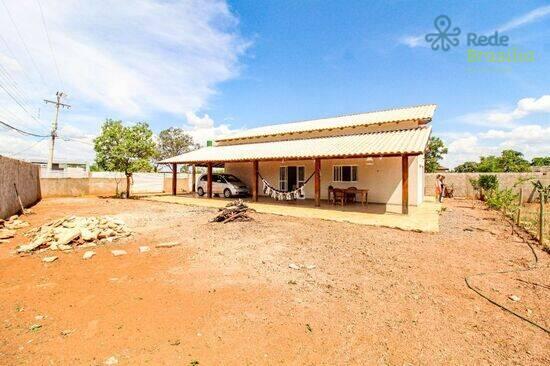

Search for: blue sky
xmin=0 ymin=0 xmax=548 ymax=167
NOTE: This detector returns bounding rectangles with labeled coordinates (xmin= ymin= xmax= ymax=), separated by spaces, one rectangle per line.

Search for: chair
xmin=328 ymin=185 xmax=334 ymax=204
xmin=345 ymin=187 xmax=357 ymax=204
xmin=332 ymin=188 xmax=345 ymax=206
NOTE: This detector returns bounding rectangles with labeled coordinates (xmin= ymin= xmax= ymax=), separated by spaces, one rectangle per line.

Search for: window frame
xmin=332 ymin=165 xmax=358 ymax=183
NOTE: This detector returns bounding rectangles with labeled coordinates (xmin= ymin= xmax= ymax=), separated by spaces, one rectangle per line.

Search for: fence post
xmin=540 ymin=190 xmax=545 ymax=245
xmin=516 ymin=187 xmax=523 ymax=225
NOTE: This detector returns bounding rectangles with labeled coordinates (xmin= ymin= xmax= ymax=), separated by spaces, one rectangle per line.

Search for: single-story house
xmin=162 ymin=104 xmax=436 ymax=214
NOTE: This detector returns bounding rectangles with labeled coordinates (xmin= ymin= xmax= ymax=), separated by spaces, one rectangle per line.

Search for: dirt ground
xmin=0 ymin=197 xmax=548 ymax=365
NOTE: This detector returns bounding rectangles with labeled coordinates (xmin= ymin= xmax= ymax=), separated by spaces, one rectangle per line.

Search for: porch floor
xmin=142 ymin=194 xmax=441 ymax=232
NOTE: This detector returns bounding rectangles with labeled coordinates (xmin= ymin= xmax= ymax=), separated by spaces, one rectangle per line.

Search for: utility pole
xmin=44 ymin=91 xmax=70 ymax=171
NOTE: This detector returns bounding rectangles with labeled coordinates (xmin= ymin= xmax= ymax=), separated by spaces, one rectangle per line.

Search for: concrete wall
xmin=0 ymin=156 xmax=41 ymax=219
xmin=163 ymin=177 xmax=190 ymax=194
xmin=225 ymin=155 xmax=422 ymax=206
xmin=40 ymin=174 xmax=190 ymax=198
xmin=425 ymin=172 xmax=550 ymax=202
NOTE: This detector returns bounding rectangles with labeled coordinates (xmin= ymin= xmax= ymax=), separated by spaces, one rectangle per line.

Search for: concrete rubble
xmin=0 ymin=214 xmax=29 ymax=242
xmin=16 ymin=215 xmax=131 ymax=254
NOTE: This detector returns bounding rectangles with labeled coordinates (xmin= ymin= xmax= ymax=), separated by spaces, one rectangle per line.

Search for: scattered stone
xmin=82 ymin=251 xmax=95 ymax=260
xmin=35 ymin=315 xmax=45 ymax=321
xmin=80 ymin=243 xmax=97 ymax=249
xmin=42 ymin=256 xmax=58 ymax=263
xmin=104 ymin=356 xmax=118 ymax=365
xmin=17 ymin=216 xmax=131 ymax=254
xmin=29 ymin=324 xmax=42 ymax=331
xmin=60 ymin=329 xmax=74 ymax=336
xmin=111 ymin=250 xmax=127 ymax=257
xmin=0 ymin=229 xmax=15 ymax=240
xmin=508 ymin=295 xmax=521 ymax=302
xmin=4 ymin=219 xmax=30 ymax=230
xmin=139 ymin=246 xmax=150 ymax=253
xmin=305 ymin=264 xmax=316 ymax=270
xmin=288 ymin=263 xmax=301 ymax=270
xmin=156 ymin=242 xmax=180 ymax=248
xmin=8 ymin=215 xmax=18 ymax=222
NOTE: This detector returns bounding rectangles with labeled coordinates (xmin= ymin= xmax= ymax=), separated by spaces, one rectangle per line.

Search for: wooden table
xmin=331 ymin=188 xmax=369 ymax=206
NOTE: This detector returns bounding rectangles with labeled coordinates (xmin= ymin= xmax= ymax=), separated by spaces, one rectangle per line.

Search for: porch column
xmin=191 ymin=165 xmax=196 ymax=193
xmin=207 ymin=162 xmax=213 ymax=198
xmin=402 ymin=155 xmax=409 ymax=214
xmin=314 ymin=158 xmax=321 ymax=207
xmin=252 ymin=160 xmax=259 ymax=202
xmin=171 ymin=163 xmax=177 ymax=195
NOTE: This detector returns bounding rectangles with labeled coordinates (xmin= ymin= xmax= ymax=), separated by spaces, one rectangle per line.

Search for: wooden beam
xmin=314 ymin=158 xmax=321 ymax=207
xmin=171 ymin=163 xmax=177 ymax=195
xmin=207 ymin=162 xmax=213 ymax=198
xmin=402 ymin=155 xmax=409 ymax=214
xmin=191 ymin=165 xmax=196 ymax=193
xmin=252 ymin=160 xmax=259 ymax=202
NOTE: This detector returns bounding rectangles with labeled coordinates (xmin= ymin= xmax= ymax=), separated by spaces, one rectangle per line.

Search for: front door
xmin=279 ymin=166 xmax=305 ymax=199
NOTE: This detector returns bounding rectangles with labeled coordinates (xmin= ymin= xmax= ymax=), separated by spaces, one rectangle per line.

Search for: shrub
xmin=470 ymin=174 xmax=498 ymax=201
xmin=485 ymin=187 xmax=518 ymax=215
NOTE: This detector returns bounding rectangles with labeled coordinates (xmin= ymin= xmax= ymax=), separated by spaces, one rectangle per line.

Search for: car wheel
xmin=223 ymin=188 xmax=232 ymax=198
xmin=197 ymin=187 xmax=205 ymax=196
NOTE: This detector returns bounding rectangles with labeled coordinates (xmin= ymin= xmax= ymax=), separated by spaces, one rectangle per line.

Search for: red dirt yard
xmin=0 ymin=197 xmax=549 ymax=365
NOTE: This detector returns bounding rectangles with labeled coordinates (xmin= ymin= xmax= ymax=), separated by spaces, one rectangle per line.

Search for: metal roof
xmin=162 ymin=125 xmax=431 ymax=164
xmin=216 ymin=104 xmax=436 ymax=141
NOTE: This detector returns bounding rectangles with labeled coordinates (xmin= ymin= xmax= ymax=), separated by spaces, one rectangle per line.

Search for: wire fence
xmin=516 ymin=193 xmax=548 ymax=248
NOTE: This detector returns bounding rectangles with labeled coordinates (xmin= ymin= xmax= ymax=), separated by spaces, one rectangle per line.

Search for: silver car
xmin=196 ymin=173 xmax=250 ymax=198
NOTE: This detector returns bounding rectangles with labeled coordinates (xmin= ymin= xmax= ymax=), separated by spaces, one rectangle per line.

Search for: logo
xmin=425 ymin=15 xmax=461 ymax=51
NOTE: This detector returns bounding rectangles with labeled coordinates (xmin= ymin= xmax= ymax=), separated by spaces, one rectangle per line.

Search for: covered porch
xmin=143 ymin=194 xmax=441 ymax=232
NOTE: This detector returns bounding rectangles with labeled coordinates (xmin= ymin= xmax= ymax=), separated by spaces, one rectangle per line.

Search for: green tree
xmin=156 ymin=127 xmax=199 ymax=161
xmin=94 ymin=119 xmax=157 ymax=198
xmin=425 ymin=136 xmax=448 ymax=173
xmin=531 ymin=157 xmax=550 ymax=166
xmin=453 ymin=161 xmax=478 ymax=173
xmin=477 ymin=155 xmax=501 ymax=172
xmin=497 ymin=150 xmax=531 ymax=172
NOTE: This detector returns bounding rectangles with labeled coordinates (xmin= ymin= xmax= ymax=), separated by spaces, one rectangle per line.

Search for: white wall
xmin=225 ymin=155 xmax=423 ymax=206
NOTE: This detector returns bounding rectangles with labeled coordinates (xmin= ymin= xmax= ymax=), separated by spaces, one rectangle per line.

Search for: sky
xmin=0 ymin=0 xmax=548 ymax=168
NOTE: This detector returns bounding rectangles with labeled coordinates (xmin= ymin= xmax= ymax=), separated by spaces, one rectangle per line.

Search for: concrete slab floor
xmin=142 ymin=194 xmax=441 ymax=232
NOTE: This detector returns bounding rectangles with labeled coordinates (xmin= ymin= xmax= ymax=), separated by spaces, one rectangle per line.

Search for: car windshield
xmin=223 ymin=175 xmax=242 ymax=183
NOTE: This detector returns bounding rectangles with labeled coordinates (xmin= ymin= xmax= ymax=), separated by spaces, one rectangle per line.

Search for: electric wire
xmin=1 ymin=0 xmax=48 ymax=87
xmin=35 ymin=0 xmax=63 ymax=86
xmin=4 ymin=136 xmax=47 ymax=157
xmin=0 ymin=119 xmax=50 ymax=138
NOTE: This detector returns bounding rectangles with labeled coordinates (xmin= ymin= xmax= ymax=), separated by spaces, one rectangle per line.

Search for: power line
xmin=0 ymin=119 xmax=49 ymax=138
xmin=6 ymin=136 xmax=48 ymax=157
xmin=35 ymin=0 xmax=63 ymax=87
xmin=0 ymin=65 xmax=44 ymax=122
xmin=1 ymin=0 xmax=48 ymax=87
xmin=0 ymin=78 xmax=46 ymax=126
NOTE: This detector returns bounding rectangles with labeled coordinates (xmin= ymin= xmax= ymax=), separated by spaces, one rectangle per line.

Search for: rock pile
xmin=17 ymin=216 xmax=131 ymax=253
xmin=209 ymin=199 xmax=254 ymax=223
xmin=0 ymin=215 xmax=29 ymax=242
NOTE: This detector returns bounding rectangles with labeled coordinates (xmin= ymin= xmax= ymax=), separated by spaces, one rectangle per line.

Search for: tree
xmin=497 ymin=150 xmax=530 ymax=172
xmin=531 ymin=157 xmax=550 ymax=166
xmin=94 ymin=119 xmax=157 ymax=198
xmin=453 ymin=161 xmax=478 ymax=173
xmin=477 ymin=155 xmax=501 ymax=172
xmin=156 ymin=127 xmax=199 ymax=161
xmin=425 ymin=136 xmax=448 ymax=173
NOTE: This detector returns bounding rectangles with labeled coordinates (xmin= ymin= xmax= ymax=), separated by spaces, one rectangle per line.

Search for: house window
xmin=333 ymin=165 xmax=357 ymax=182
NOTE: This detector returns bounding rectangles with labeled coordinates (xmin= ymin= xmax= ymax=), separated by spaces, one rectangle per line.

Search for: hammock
xmin=258 ymin=172 xmax=315 ymax=201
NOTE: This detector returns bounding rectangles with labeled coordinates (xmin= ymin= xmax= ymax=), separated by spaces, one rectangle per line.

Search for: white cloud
xmin=182 ymin=111 xmax=240 ymax=146
xmin=456 ymin=94 xmax=550 ymax=127
xmin=497 ymin=5 xmax=550 ymax=33
xmin=0 ymin=0 xmax=249 ymax=161
xmin=398 ymin=35 xmax=427 ymax=48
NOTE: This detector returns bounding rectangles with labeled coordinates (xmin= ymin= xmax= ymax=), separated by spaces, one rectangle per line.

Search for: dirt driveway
xmin=0 ymin=197 xmax=548 ymax=365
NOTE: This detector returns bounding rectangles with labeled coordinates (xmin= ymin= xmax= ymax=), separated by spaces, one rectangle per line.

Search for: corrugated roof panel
xmin=161 ymin=126 xmax=432 ymax=164
xmin=216 ymin=104 xmax=436 ymax=141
